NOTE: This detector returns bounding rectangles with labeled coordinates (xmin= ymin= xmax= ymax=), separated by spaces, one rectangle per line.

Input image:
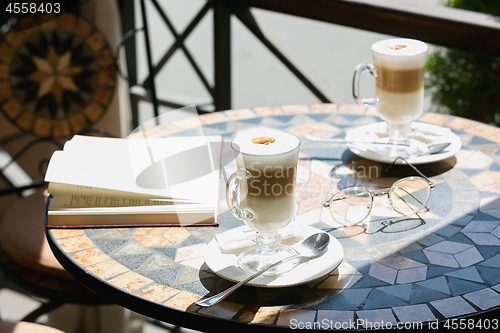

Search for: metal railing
xmin=117 ymin=0 xmax=500 ymax=128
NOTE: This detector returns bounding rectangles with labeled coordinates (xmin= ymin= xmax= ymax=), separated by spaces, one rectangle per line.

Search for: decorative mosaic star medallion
xmin=0 ymin=13 xmax=116 ymax=138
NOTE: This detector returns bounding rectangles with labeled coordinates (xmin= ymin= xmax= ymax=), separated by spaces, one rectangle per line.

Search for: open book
xmin=44 ymin=135 xmax=223 ymax=228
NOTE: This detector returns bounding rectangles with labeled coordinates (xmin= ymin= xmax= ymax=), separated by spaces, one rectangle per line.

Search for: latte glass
xmin=353 ymin=38 xmax=428 ymax=142
xmin=226 ymin=130 xmax=300 ymax=275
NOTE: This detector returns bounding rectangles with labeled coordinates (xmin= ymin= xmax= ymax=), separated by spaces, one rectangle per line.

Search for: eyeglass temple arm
xmin=323 ymin=186 xmax=429 ymax=211
xmin=322 ymin=189 xmax=389 ymax=208
xmin=322 ymin=191 xmax=372 ymax=207
xmin=385 ymin=157 xmax=434 ymax=188
xmin=393 ymin=186 xmax=430 ymax=213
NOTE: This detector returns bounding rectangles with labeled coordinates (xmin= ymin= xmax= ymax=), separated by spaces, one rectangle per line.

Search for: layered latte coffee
xmin=231 ymin=130 xmax=300 ymax=231
xmin=372 ymin=39 xmax=428 ymax=131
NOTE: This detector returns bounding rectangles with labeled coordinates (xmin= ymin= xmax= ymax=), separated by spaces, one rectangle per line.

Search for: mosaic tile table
xmin=47 ymin=104 xmax=500 ymax=332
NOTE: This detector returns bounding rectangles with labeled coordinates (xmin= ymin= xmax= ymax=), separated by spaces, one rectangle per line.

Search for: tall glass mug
xmin=353 ymin=38 xmax=428 ymax=142
xmin=226 ymin=130 xmax=300 ymax=275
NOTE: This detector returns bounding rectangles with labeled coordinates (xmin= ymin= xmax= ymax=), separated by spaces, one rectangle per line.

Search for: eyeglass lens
xmin=389 ymin=177 xmax=431 ymax=215
xmin=329 ymin=187 xmax=372 ymax=227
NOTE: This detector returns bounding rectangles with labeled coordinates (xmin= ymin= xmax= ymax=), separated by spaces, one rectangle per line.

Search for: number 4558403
xmin=6 ymin=2 xmax=61 ymax=14
xmin=443 ymin=318 xmax=498 ymax=330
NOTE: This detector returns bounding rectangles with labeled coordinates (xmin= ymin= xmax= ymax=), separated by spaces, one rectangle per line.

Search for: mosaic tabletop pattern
xmin=47 ymin=104 xmax=500 ymax=330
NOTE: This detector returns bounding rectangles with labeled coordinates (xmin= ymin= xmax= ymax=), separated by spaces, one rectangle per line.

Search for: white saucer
xmin=204 ymin=226 xmax=343 ymax=288
xmin=344 ymin=122 xmax=462 ymax=164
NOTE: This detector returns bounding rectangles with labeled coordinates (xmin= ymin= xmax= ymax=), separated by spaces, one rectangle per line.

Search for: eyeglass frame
xmin=322 ymin=157 xmax=435 ymax=225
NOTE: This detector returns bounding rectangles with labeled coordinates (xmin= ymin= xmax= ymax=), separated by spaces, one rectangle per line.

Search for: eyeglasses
xmin=322 ymin=157 xmax=434 ymax=227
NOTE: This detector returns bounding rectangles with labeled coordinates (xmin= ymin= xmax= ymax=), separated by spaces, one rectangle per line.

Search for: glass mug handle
xmin=352 ymin=63 xmax=376 ymax=106
xmin=226 ymin=169 xmax=254 ymax=220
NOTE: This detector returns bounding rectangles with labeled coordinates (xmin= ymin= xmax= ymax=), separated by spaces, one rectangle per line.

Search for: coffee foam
xmin=232 ymin=130 xmax=299 ymax=156
xmin=372 ymin=38 xmax=428 ymax=69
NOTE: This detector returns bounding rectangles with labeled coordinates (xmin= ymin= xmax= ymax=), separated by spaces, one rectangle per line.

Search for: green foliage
xmin=426 ymin=0 xmax=500 ymax=126
xmin=445 ymin=0 xmax=500 ymax=15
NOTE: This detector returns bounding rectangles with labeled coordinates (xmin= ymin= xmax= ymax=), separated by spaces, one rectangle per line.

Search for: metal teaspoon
xmin=304 ymin=134 xmax=451 ymax=154
xmin=195 ymin=232 xmax=330 ymax=307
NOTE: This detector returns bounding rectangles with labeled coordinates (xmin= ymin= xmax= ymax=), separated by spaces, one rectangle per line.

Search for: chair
xmin=0 ymin=3 xmax=129 ymax=331
xmin=0 ymin=321 xmax=66 ymax=333
xmin=0 ymin=187 xmax=112 ymax=324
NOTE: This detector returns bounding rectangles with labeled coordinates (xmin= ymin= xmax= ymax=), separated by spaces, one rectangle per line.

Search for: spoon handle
xmin=304 ymin=134 xmax=410 ymax=147
xmin=196 ymin=254 xmax=301 ymax=307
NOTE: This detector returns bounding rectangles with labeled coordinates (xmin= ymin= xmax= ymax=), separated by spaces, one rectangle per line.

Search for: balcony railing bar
xmin=118 ymin=0 xmax=500 ymax=128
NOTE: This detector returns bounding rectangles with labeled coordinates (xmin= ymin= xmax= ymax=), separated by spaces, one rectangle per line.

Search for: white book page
xmin=45 ymin=135 xmax=222 ymax=204
xmin=49 ymin=194 xmax=210 ymax=213
xmin=47 ymin=183 xmax=185 ymax=200
xmin=50 ymin=194 xmax=177 ymax=208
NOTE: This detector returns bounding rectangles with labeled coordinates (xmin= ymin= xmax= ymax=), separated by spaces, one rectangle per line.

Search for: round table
xmin=46 ymin=104 xmax=500 ymax=332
